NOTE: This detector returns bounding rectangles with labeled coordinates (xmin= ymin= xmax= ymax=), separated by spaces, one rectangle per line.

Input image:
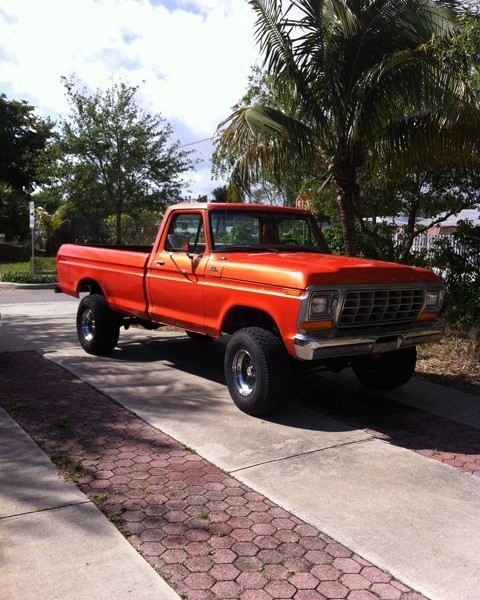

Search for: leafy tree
xmin=0 ymin=94 xmax=54 ymax=240
xmin=249 ymin=181 xmax=297 ymax=205
xmin=211 ymin=185 xmax=228 ymax=202
xmin=448 ymin=12 xmax=480 ymax=95
xmin=426 ymin=220 xmax=480 ymax=326
xmin=103 ymin=210 xmax=162 ymax=245
xmin=0 ymin=94 xmax=54 ymax=193
xmin=0 ymin=182 xmax=25 ymax=242
xmin=353 ymin=163 xmax=480 ymax=261
xmin=215 ymin=0 xmax=479 ymax=256
xmin=41 ymin=77 xmax=196 ymax=243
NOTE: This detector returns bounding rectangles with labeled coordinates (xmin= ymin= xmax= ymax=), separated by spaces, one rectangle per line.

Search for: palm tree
xmin=35 ymin=204 xmax=70 ymax=253
xmin=216 ymin=0 xmax=478 ymax=255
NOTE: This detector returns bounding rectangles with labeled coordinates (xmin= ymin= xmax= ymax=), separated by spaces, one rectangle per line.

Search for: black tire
xmin=224 ymin=327 xmax=292 ymax=416
xmin=76 ymin=294 xmax=120 ymax=355
xmin=351 ymin=346 xmax=417 ymax=390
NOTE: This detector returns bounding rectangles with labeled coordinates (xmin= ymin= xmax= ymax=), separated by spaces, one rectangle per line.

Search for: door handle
xmin=155 ymin=260 xmax=165 ymax=265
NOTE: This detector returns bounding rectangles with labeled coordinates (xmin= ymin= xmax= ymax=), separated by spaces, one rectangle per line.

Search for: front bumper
xmin=293 ymin=320 xmax=445 ymax=361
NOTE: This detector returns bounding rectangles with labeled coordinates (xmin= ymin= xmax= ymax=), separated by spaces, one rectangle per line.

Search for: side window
xmin=165 ymin=213 xmax=205 ymax=253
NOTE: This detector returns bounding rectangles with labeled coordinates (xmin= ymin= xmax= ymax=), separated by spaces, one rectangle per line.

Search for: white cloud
xmin=0 ymin=0 xmax=259 ymax=195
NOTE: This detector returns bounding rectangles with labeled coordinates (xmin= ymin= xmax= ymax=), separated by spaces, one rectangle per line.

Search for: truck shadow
xmin=112 ymin=333 xmax=227 ymax=385
xmin=2 ymin=313 xmax=477 ymax=469
xmin=293 ymin=371 xmax=480 ymax=464
xmin=111 ymin=332 xmax=480 ymax=465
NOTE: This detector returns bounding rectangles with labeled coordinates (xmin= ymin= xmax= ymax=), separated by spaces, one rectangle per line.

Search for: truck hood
xmin=211 ymin=251 xmax=440 ymax=288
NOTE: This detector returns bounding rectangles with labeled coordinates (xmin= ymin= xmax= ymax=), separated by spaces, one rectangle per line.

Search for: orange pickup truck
xmin=56 ymin=202 xmax=444 ymax=416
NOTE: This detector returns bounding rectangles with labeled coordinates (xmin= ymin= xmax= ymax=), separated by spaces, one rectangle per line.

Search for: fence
xmin=394 ymin=233 xmax=466 ymax=256
xmin=410 ymin=233 xmax=455 ymax=253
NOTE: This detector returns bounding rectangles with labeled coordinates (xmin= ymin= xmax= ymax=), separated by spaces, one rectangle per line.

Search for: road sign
xmin=29 ymin=201 xmax=35 ymax=229
xmin=295 ymin=195 xmax=311 ymax=210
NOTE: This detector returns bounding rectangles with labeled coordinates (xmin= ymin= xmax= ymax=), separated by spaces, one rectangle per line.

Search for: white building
xmin=393 ymin=206 xmax=480 ymax=253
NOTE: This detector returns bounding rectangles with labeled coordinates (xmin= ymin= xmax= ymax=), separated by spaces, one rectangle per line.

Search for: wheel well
xmin=77 ymin=279 xmax=104 ymax=296
xmin=222 ymin=307 xmax=279 ymax=336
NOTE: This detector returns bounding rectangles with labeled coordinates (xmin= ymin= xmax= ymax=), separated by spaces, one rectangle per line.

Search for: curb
xmin=0 ymin=282 xmax=57 ymax=290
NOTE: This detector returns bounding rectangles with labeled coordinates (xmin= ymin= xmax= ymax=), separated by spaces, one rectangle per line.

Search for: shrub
xmin=425 ymin=220 xmax=480 ymax=327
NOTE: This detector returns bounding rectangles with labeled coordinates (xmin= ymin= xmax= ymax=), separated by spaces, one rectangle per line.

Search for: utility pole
xmin=29 ymin=201 xmax=35 ymax=275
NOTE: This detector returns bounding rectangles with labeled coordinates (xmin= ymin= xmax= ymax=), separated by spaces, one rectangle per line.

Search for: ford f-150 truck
xmin=56 ymin=202 xmax=444 ymax=416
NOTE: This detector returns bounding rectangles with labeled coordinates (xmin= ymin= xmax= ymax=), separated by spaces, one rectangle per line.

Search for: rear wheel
xmin=224 ymin=327 xmax=292 ymax=416
xmin=76 ymin=294 xmax=120 ymax=355
xmin=351 ymin=347 xmax=417 ymax=390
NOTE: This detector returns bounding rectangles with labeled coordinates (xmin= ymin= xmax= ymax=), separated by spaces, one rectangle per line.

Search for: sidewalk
xmin=1 ymin=301 xmax=480 ymax=600
xmin=1 ymin=351 xmax=431 ymax=600
xmin=0 ymin=407 xmax=180 ymax=600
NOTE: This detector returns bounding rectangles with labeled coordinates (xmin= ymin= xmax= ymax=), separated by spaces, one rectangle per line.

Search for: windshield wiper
xmin=216 ymin=244 xmax=279 ymax=253
xmin=284 ymin=246 xmax=326 ymax=253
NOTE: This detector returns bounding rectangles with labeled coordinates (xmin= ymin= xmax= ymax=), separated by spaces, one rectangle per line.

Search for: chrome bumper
xmin=293 ymin=321 xmax=445 ymax=361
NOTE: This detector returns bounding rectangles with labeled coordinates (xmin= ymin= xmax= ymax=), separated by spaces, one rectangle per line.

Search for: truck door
xmin=146 ymin=211 xmax=208 ymax=331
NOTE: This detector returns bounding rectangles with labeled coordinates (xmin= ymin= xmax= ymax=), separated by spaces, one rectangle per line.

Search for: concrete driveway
xmin=1 ymin=289 xmax=479 ymax=600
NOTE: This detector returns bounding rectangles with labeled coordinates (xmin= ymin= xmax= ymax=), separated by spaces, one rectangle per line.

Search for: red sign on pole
xmin=295 ymin=195 xmax=311 ymax=211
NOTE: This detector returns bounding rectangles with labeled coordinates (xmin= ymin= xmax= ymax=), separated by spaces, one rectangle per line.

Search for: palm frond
xmin=356 ymin=43 xmax=474 ymax=145
xmin=217 ymin=105 xmax=318 ymax=193
xmin=373 ymin=107 xmax=480 ymax=174
xmin=249 ymin=1 xmax=330 ymax=124
xmin=248 ymin=1 xmax=297 ymax=84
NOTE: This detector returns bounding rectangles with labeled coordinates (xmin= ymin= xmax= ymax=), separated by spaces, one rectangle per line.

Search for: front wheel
xmin=351 ymin=346 xmax=417 ymax=390
xmin=76 ymin=294 xmax=120 ymax=355
xmin=224 ymin=327 xmax=292 ymax=416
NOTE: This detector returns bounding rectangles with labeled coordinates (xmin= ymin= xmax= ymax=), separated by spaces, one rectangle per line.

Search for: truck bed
xmin=56 ymin=244 xmax=153 ymax=319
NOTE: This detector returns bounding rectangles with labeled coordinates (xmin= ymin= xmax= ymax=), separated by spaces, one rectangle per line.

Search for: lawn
xmin=0 ymin=257 xmax=56 ymax=273
xmin=0 ymin=257 xmax=57 ymax=282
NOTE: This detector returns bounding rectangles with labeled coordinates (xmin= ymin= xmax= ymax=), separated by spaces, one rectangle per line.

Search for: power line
xmin=178 ymin=136 xmax=215 ymax=149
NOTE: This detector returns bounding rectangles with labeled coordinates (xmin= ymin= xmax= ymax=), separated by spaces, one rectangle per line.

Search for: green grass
xmin=0 ymin=257 xmax=56 ymax=273
xmin=0 ymin=261 xmax=31 ymax=274
xmin=0 ymin=258 xmax=57 ymax=283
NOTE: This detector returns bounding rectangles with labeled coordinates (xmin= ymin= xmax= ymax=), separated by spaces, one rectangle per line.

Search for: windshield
xmin=209 ymin=209 xmax=330 ymax=253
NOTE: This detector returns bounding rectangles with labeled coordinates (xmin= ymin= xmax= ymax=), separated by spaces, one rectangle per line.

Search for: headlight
xmin=308 ymin=292 xmax=338 ymax=320
xmin=425 ymin=288 xmax=444 ymax=311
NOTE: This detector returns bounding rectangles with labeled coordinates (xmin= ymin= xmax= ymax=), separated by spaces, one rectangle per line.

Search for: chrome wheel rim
xmin=80 ymin=308 xmax=96 ymax=342
xmin=232 ymin=349 xmax=256 ymax=396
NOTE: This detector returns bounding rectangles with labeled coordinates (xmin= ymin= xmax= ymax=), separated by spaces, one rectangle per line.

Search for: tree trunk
xmin=115 ymin=197 xmax=123 ymax=244
xmin=115 ymin=211 xmax=122 ymax=245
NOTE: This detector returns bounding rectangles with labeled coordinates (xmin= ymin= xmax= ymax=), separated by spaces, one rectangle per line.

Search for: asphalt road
xmin=0 ymin=287 xmax=73 ymax=304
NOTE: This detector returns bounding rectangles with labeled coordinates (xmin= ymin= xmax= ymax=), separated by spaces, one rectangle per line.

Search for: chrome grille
xmin=339 ymin=289 xmax=425 ymax=326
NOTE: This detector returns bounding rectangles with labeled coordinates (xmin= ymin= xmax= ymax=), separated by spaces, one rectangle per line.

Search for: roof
xmin=434 ymin=207 xmax=480 ymax=227
xmin=380 ymin=206 xmax=480 ymax=228
xmin=169 ymin=202 xmax=310 ymax=214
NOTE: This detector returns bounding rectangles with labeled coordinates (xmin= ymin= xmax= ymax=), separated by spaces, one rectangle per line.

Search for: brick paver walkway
xmin=298 ymin=372 xmax=480 ymax=477
xmin=2 ymin=350 xmax=478 ymax=599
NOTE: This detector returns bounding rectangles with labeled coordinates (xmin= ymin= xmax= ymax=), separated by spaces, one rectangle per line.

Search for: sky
xmin=0 ymin=0 xmax=260 ymax=197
